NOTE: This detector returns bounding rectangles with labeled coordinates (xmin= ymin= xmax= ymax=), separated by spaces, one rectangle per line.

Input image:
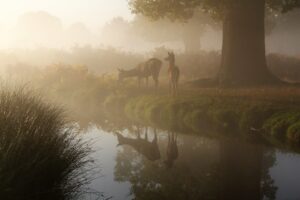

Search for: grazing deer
xmin=116 ymin=128 xmax=161 ymax=161
xmin=118 ymin=58 xmax=162 ymax=88
xmin=164 ymin=131 xmax=178 ymax=168
xmin=165 ymin=52 xmax=180 ymax=96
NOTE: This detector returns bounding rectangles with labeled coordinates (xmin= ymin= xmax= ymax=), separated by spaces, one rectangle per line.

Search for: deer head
xmin=165 ymin=52 xmax=175 ymax=63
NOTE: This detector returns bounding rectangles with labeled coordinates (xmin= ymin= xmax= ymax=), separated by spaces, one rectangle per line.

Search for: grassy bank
xmin=0 ymin=88 xmax=92 ymax=200
xmin=106 ymin=88 xmax=300 ymax=147
xmin=14 ymin=62 xmax=300 ymax=147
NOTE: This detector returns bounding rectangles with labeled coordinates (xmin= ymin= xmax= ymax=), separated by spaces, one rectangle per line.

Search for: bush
xmin=263 ymin=112 xmax=300 ymax=139
xmin=239 ymin=106 xmax=276 ymax=131
xmin=287 ymin=122 xmax=300 ymax=143
xmin=0 ymin=88 xmax=91 ymax=200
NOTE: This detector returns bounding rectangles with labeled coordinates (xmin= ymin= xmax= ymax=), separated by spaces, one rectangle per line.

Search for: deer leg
xmin=152 ymin=75 xmax=158 ymax=89
xmin=145 ymin=127 xmax=148 ymax=140
xmin=174 ymin=82 xmax=178 ymax=96
xmin=153 ymin=128 xmax=157 ymax=143
xmin=137 ymin=126 xmax=141 ymax=138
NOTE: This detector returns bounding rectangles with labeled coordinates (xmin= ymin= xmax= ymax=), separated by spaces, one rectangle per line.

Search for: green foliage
xmin=239 ymin=105 xmax=276 ymax=131
xmin=209 ymin=108 xmax=239 ymax=130
xmin=129 ymin=0 xmax=300 ymax=22
xmin=129 ymin=0 xmax=202 ymax=21
xmin=287 ymin=122 xmax=300 ymax=143
xmin=263 ymin=111 xmax=300 ymax=138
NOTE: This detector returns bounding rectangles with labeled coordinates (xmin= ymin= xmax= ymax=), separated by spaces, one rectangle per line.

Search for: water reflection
xmin=219 ymin=139 xmax=276 ymax=200
xmin=164 ymin=132 xmax=178 ymax=168
xmin=116 ymin=127 xmax=160 ymax=161
xmin=113 ymin=127 xmax=277 ymax=200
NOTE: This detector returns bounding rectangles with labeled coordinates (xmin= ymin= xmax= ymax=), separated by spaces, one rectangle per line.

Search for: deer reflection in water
xmin=116 ymin=127 xmax=161 ymax=161
xmin=164 ymin=131 xmax=178 ymax=168
xmin=116 ymin=128 xmax=179 ymax=168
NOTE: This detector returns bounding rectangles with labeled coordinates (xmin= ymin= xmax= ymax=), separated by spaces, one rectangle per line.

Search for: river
xmin=81 ymin=124 xmax=300 ymax=200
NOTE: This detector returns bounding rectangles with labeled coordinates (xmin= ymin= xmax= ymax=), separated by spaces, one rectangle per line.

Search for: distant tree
xmin=65 ymin=22 xmax=94 ymax=46
xmin=129 ymin=0 xmax=300 ymax=86
xmin=101 ymin=17 xmax=136 ymax=48
xmin=15 ymin=11 xmax=63 ymax=48
xmin=132 ymin=12 xmax=217 ymax=53
xmin=270 ymin=9 xmax=300 ymax=55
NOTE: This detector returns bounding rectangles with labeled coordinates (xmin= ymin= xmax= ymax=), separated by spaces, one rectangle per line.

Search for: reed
xmin=0 ymin=87 xmax=92 ymax=200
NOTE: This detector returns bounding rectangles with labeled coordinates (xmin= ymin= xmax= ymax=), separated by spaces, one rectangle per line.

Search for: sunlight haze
xmin=0 ymin=0 xmax=132 ymax=29
xmin=0 ymin=0 xmax=133 ymax=49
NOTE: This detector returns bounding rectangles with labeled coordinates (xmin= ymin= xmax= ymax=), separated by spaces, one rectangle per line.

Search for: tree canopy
xmin=131 ymin=13 xmax=218 ymax=52
xmin=129 ymin=0 xmax=300 ymax=21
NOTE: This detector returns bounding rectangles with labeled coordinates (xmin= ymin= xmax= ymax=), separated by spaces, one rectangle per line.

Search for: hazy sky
xmin=0 ymin=0 xmax=133 ymax=30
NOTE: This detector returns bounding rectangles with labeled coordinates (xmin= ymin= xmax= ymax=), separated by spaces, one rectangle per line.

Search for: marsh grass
xmin=0 ymin=87 xmax=92 ymax=200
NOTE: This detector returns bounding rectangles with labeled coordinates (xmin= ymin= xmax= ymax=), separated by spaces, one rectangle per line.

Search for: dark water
xmin=82 ymin=125 xmax=300 ymax=200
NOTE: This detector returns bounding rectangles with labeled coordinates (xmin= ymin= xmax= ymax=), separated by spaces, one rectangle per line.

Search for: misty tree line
xmin=3 ymin=46 xmax=300 ymax=83
xmin=3 ymin=8 xmax=300 ymax=55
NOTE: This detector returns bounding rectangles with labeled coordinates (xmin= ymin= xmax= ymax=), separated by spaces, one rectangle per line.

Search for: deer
xmin=118 ymin=58 xmax=162 ymax=88
xmin=165 ymin=52 xmax=180 ymax=96
xmin=115 ymin=127 xmax=161 ymax=161
xmin=164 ymin=131 xmax=178 ymax=168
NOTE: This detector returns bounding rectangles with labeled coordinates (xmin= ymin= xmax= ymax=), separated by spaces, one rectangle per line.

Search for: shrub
xmin=287 ymin=122 xmax=300 ymax=143
xmin=263 ymin=112 xmax=300 ymax=139
xmin=239 ymin=106 xmax=276 ymax=131
xmin=0 ymin=88 xmax=92 ymax=200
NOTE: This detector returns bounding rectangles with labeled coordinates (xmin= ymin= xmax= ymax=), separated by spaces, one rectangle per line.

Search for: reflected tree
xmin=219 ymin=138 xmax=277 ymax=200
xmin=113 ymin=128 xmax=277 ymax=200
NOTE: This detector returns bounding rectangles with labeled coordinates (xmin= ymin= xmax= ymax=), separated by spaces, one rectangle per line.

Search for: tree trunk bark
xmin=218 ymin=0 xmax=279 ymax=86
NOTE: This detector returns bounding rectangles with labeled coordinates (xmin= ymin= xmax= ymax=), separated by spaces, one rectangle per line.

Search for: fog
xmin=0 ymin=10 xmax=222 ymax=52
xmin=0 ymin=6 xmax=299 ymax=79
xmin=0 ymin=8 xmax=299 ymax=53
xmin=2 ymin=2 xmax=300 ymax=199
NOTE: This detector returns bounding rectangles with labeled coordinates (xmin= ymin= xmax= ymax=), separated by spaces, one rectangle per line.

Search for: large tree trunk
xmin=218 ymin=0 xmax=279 ymax=86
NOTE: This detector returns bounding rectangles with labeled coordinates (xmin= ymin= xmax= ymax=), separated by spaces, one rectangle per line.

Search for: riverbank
xmin=103 ymin=87 xmax=300 ymax=148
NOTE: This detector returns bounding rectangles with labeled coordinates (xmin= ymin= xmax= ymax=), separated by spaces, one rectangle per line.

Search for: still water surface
xmin=82 ymin=125 xmax=300 ymax=200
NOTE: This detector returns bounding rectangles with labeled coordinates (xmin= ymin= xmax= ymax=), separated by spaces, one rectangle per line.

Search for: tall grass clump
xmin=0 ymin=87 xmax=92 ymax=200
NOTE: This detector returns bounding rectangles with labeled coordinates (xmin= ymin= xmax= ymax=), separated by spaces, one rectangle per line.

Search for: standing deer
xmin=118 ymin=58 xmax=162 ymax=88
xmin=164 ymin=131 xmax=178 ymax=168
xmin=115 ymin=128 xmax=161 ymax=161
xmin=165 ymin=52 xmax=180 ymax=96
